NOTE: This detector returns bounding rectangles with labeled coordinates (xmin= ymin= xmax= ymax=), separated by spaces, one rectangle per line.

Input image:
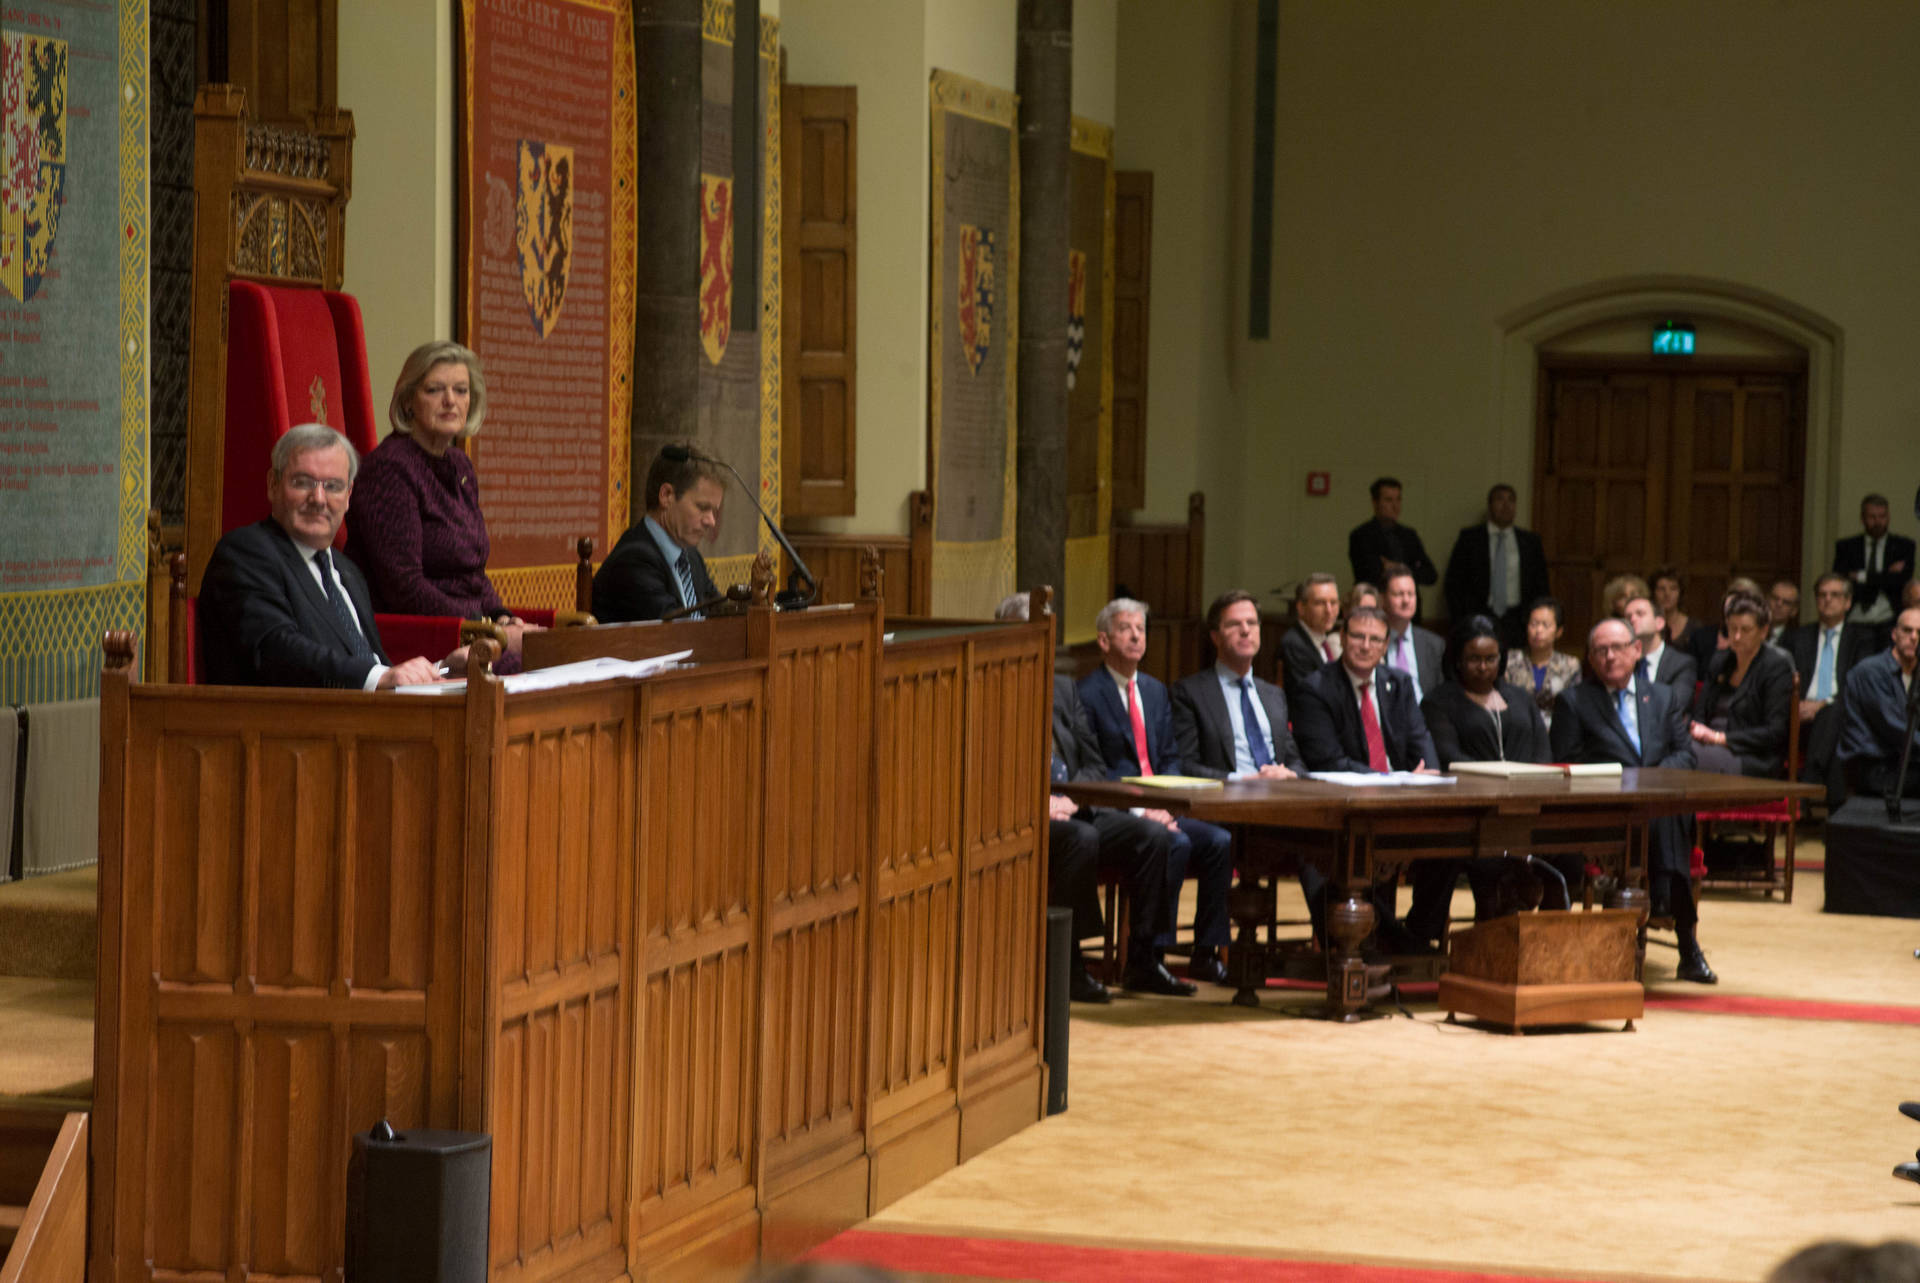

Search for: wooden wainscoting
xmin=1109 ymin=491 xmax=1206 ymax=685
xmin=783 ymin=490 xmax=933 ymax=618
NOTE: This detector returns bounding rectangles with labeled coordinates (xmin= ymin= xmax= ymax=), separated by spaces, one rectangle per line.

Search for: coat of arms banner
xmin=457 ymin=0 xmax=636 ymax=606
xmin=1062 ymin=116 xmax=1114 ymax=645
xmin=928 ymin=70 xmax=1018 ymax=619
xmin=0 ymin=0 xmax=148 ymax=703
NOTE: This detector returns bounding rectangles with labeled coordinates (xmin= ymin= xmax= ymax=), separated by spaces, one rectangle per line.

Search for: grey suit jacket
xmin=1386 ymin=624 xmax=1445 ymax=699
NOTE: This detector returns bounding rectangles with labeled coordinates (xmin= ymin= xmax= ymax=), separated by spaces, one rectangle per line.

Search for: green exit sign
xmin=1652 ymin=322 xmax=1695 ymax=355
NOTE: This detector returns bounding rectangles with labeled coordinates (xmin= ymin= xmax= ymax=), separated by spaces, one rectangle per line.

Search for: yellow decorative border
xmin=928 ymin=69 xmax=1019 ymax=617
xmin=456 ymin=0 xmax=636 ymax=613
xmin=706 ymin=9 xmax=781 ymax=590
xmin=0 ymin=0 xmax=149 ymax=703
xmin=1062 ymin=115 xmax=1115 ymax=644
xmin=701 ymin=0 xmax=734 ymax=44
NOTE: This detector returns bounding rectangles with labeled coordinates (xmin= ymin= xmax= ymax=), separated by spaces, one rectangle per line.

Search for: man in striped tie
xmin=593 ymin=443 xmax=727 ymax=623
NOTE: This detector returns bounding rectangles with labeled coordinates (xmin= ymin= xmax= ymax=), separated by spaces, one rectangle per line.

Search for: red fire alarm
xmin=1306 ymin=471 xmax=1331 ymax=497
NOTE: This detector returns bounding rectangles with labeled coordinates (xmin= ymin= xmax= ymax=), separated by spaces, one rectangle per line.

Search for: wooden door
xmin=781 ymin=83 xmax=858 ymax=518
xmin=1534 ymin=358 xmax=1805 ymax=651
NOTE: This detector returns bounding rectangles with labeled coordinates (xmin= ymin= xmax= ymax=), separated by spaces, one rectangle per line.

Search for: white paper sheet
xmin=397 ymin=650 xmax=695 ymax=695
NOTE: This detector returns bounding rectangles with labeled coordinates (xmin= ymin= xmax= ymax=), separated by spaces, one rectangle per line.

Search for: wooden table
xmin=1059 ymin=770 xmax=1821 ymax=1021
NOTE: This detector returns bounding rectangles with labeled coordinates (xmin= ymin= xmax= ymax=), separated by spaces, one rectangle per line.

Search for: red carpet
xmin=1643 ymin=992 xmax=1920 ymax=1024
xmin=806 ymin=1228 xmax=1631 ymax=1282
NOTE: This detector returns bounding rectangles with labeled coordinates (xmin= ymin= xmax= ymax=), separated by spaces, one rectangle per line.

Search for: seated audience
xmin=1622 ymin=592 xmax=1697 ymax=694
xmin=1421 ymin=615 xmax=1580 ymax=918
xmin=1651 ymin=564 xmax=1709 ymax=656
xmin=997 ymin=592 xmax=1190 ymax=1000
xmin=1348 ymin=475 xmax=1437 ymax=594
xmin=1382 ymin=564 xmax=1444 ymax=699
xmin=1835 ymin=491 xmax=1913 ymax=629
xmin=1767 ymin=579 xmax=1802 ymax=644
xmin=1784 ymin=573 xmax=1873 ymax=807
xmin=1838 ymin=606 xmax=1920 ymax=799
xmin=1345 ymin=581 xmax=1382 ymax=617
xmin=346 ymin=341 xmax=541 ymax=671
xmin=1293 ymin=605 xmax=1444 ymax=951
xmin=1689 ymin=591 xmax=1794 ymax=778
xmin=1601 ymin=572 xmax=1651 ymax=620
xmin=1551 ymin=618 xmax=1712 ymax=984
xmin=1279 ymin=572 xmax=1342 ymax=709
xmin=1443 ymin=482 xmax=1548 ymax=651
xmin=1687 ymin=576 xmax=1767 ymax=670
xmin=1078 ymin=598 xmax=1234 ymax=985
xmin=1504 ymin=596 xmax=1582 ymax=727
xmin=199 ymin=423 xmax=445 ymax=690
xmin=594 ymin=443 xmax=725 ymax=622
xmin=1172 ymin=591 xmax=1306 ymax=782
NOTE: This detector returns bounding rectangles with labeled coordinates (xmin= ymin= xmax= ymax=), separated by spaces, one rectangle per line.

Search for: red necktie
xmin=1128 ymin=677 xmax=1154 ymax=774
xmin=1322 ymin=639 xmax=1336 ymax=661
xmin=1359 ymin=680 xmax=1390 ymax=772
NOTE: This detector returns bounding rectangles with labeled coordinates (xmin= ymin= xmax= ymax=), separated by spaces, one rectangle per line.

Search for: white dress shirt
xmin=297 ymin=542 xmax=385 ymax=691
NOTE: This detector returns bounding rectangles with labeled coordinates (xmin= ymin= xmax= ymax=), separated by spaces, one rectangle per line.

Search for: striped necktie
xmin=675 ymin=550 xmax=699 ymax=616
xmin=316 ymin=549 xmax=371 ymax=657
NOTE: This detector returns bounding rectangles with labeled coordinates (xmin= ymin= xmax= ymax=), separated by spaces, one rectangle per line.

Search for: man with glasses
xmin=1550 ymin=618 xmax=1713 ymax=983
xmin=1293 ymin=605 xmax=1446 ymax=952
xmin=1767 ymin=581 xmax=1802 ymax=645
xmin=199 ymin=423 xmax=446 ymax=689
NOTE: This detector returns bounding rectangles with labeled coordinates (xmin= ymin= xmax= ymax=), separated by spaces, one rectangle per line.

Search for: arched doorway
xmin=1494 ymin=278 xmax=1842 ymax=647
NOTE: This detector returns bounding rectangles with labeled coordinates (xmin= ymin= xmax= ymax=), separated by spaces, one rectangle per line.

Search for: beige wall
xmin=337 ymin=2 xmax=454 ymax=419
xmin=1118 ymin=0 xmax=1920 ymax=612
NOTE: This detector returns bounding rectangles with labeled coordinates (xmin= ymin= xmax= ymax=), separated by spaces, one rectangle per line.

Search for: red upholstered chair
xmin=173 ymin=281 xmax=588 ymax=680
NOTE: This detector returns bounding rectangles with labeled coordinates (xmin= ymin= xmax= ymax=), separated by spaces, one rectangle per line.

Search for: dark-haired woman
xmin=1690 ymin=593 xmax=1795 ymax=777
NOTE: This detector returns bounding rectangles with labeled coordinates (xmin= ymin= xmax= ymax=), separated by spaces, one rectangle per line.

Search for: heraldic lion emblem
xmin=1 ymin=31 xmax=67 ymax=304
xmin=514 ymin=139 xmax=573 ymax=339
xmin=699 ymin=173 xmax=733 ymax=365
xmin=958 ymin=223 xmax=995 ymax=377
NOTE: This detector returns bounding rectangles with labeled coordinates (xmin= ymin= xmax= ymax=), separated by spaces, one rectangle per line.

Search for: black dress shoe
xmin=1896 ymin=1161 xmax=1920 ymax=1185
xmin=1123 ymin=960 xmax=1197 ymax=997
xmin=1187 ymin=949 xmax=1228 ymax=985
xmin=1070 ymin=970 xmax=1111 ymax=1004
xmin=1676 ymin=947 xmax=1718 ymax=985
xmin=1900 ymin=1102 xmax=1920 ymax=1124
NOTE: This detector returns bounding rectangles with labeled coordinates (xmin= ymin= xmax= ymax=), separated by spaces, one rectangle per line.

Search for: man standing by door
xmin=1835 ymin=493 xmax=1914 ymax=633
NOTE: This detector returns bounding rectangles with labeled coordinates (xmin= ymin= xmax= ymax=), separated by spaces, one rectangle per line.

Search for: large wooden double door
xmin=1533 ymin=357 xmax=1807 ymax=650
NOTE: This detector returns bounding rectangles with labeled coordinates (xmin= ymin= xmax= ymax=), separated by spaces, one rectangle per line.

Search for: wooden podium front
xmin=1438 ymin=910 xmax=1644 ymax=1031
xmin=92 ymin=593 xmax=1053 ymax=1281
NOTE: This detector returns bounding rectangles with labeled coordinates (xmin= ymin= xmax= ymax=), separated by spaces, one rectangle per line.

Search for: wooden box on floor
xmin=1437 ymin=910 xmax=1643 ymax=1030
xmin=92 ymin=583 xmax=1052 ymax=1281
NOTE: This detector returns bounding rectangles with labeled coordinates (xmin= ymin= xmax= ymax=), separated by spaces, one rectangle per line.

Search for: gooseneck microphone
xmin=660 ymin=443 xmax=817 ymax=609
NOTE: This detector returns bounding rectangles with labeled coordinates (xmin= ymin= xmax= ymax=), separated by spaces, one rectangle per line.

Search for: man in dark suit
xmin=1786 ymin=574 xmax=1876 ymax=806
xmin=1550 ymin=617 xmax=1713 ymax=984
xmin=1442 ymin=483 xmax=1549 ymax=651
xmin=1348 ymin=476 xmax=1437 ymax=595
xmin=199 ymin=424 xmax=445 ymax=690
xmin=1278 ymin=572 xmax=1342 ymax=710
xmin=593 ymin=443 xmax=726 ymax=623
xmin=1172 ymin=590 xmax=1307 ymax=781
xmin=1049 ymin=672 xmax=1193 ymax=998
xmin=1077 ymin=598 xmax=1235 ymax=985
xmin=1622 ymin=594 xmax=1698 ymax=695
xmin=1837 ymin=607 xmax=1920 ymax=800
xmin=1382 ymin=566 xmax=1445 ymax=700
xmin=1292 ymin=605 xmax=1448 ymax=950
xmin=1834 ymin=492 xmax=1915 ymax=630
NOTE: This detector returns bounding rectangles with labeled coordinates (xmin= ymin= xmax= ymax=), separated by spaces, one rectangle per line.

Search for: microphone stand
xmin=707 ymin=457 xmax=818 ymax=610
xmin=1886 ymin=667 xmax=1920 ymax=823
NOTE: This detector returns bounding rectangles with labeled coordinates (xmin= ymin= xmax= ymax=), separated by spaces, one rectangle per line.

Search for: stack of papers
xmin=397 ymin=650 xmax=695 ymax=695
xmin=1120 ymin=775 xmax=1224 ymax=790
xmin=1448 ymin=761 xmax=1624 ymax=778
xmin=1306 ymin=771 xmax=1458 ymax=787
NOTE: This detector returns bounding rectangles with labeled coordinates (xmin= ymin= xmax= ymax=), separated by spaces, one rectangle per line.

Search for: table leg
xmin=1226 ymin=872 xmax=1275 ymax=1007
xmin=1325 ymin=891 xmax=1375 ymax=1019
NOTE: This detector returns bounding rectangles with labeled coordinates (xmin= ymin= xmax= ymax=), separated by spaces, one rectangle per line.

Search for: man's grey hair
xmin=271 ymin=423 xmax=360 ymax=484
xmin=1587 ymin=615 xmax=1634 ymax=651
xmin=993 ymin=592 xmax=1029 ymax=621
xmin=1095 ymin=597 xmax=1150 ymax=636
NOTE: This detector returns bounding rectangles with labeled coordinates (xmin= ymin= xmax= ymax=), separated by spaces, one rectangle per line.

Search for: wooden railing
xmin=0 ymin=1109 xmax=87 ymax=1283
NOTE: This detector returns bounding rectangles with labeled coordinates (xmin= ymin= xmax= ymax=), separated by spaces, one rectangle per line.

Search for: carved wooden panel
xmin=632 ymin=669 xmax=763 ymax=1241
xmin=105 ymin=692 xmax=466 ymax=1282
xmin=782 ymin=538 xmax=911 ymax=616
xmin=957 ymin=638 xmax=1046 ymax=1074
xmin=490 ymin=694 xmax=635 ymax=1279
xmin=871 ymin=646 xmax=964 ymax=1124
xmin=761 ymin=610 xmax=875 ymax=1185
xmin=781 ymin=84 xmax=858 ymax=518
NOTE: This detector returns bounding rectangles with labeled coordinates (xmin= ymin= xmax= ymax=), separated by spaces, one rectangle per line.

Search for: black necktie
xmin=317 ymin=549 xmax=371 ymax=656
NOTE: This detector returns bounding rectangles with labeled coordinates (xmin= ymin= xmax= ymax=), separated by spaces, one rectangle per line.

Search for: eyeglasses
xmin=283 ymin=474 xmax=349 ymax=497
xmin=1589 ymin=642 xmax=1634 ymax=656
xmin=1345 ymin=632 xmax=1387 ymax=649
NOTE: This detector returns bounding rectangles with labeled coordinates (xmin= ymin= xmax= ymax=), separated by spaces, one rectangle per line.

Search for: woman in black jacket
xmin=1690 ymin=592 xmax=1795 ymax=778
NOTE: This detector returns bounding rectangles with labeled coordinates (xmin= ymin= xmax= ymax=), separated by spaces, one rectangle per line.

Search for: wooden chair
xmin=1694 ymin=684 xmax=1804 ymax=902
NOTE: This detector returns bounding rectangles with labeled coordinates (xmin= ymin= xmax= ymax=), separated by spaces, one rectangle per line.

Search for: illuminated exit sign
xmin=1652 ymin=322 xmax=1695 ymax=355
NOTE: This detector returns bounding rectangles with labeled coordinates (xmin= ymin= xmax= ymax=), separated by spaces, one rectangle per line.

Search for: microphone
xmin=661 ymin=583 xmax=752 ymax=622
xmin=1522 ymin=854 xmax=1570 ymax=911
xmin=658 ymin=443 xmax=817 ymax=608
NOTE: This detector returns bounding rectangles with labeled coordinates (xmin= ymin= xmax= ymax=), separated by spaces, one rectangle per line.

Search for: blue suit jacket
xmin=1837 ymin=650 xmax=1920 ymax=772
xmin=1550 ymin=674 xmax=1695 ymax=876
xmin=1078 ymin=668 xmax=1184 ymax=777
